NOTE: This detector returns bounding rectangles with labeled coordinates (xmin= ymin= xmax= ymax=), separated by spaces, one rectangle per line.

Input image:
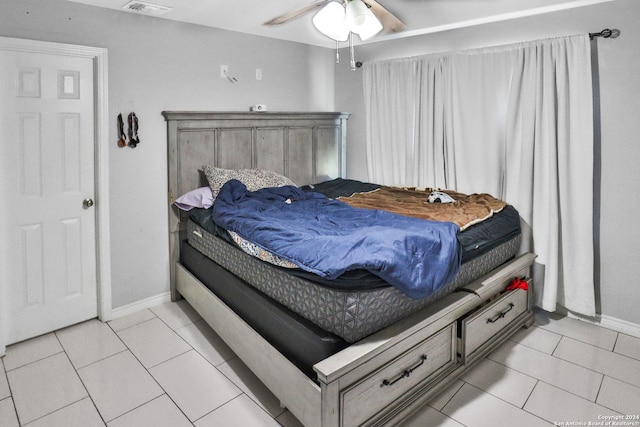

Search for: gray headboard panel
xmin=163 ymin=111 xmax=350 ymax=299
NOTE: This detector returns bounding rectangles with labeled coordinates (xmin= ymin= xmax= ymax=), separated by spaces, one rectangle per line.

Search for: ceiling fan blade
xmin=264 ymin=0 xmax=332 ymax=25
xmin=362 ymin=0 xmax=405 ymax=33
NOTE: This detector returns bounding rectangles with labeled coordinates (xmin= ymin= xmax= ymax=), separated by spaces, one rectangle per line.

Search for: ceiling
xmin=68 ymin=0 xmax=615 ymax=48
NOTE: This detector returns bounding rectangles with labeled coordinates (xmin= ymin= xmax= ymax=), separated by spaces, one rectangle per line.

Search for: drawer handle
xmin=486 ymin=303 xmax=515 ymax=324
xmin=380 ymin=355 xmax=427 ymax=387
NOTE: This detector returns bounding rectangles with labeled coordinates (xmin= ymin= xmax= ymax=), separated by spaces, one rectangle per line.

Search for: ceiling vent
xmin=121 ymin=1 xmax=172 ymax=16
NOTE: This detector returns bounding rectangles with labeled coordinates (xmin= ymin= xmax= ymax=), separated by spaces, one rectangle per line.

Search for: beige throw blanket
xmin=338 ymin=186 xmax=507 ymax=231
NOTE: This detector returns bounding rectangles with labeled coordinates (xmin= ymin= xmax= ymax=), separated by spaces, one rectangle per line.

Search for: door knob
xmin=83 ymin=198 xmax=94 ymax=209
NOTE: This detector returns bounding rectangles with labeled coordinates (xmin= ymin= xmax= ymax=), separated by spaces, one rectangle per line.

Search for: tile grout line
xmin=146 ymin=305 xmax=297 ymax=426
xmin=215 ymin=357 xmax=288 ymax=420
xmin=535 ymin=322 xmax=619 ymax=352
xmin=107 ymin=313 xmax=158 ymax=334
xmin=106 ymin=312 xmax=196 ymax=424
xmin=553 ymin=335 xmax=640 ymax=389
xmin=138 ymin=309 xmax=274 ymax=423
xmin=488 ymin=338 xmax=613 ymax=403
xmin=492 ymin=330 xmax=640 ymax=416
xmin=0 ymin=358 xmax=19 ymax=426
xmin=521 ymin=379 xmax=540 ymax=410
xmin=14 ymin=349 xmax=107 ymax=427
xmin=191 ymin=393 xmax=249 ymax=425
xmin=104 ymin=393 xmax=195 ymax=427
xmin=2 ymin=349 xmax=66 ymax=373
xmin=611 ymin=333 xmax=640 ymax=362
xmin=58 ymin=346 xmax=107 ymax=427
xmin=81 ymin=327 xmax=192 ymax=425
xmin=108 ymin=312 xmax=244 ymax=426
xmin=66 ymin=317 xmax=184 ymax=425
xmin=447 ymin=381 xmax=555 ymax=427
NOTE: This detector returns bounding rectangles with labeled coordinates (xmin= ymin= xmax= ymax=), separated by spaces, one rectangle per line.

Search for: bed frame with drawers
xmin=164 ymin=111 xmax=536 ymax=427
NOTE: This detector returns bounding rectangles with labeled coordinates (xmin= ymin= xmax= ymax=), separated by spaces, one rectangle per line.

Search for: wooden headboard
xmin=163 ymin=111 xmax=350 ymax=299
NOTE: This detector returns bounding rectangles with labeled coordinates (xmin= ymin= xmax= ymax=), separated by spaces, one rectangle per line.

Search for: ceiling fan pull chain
xmin=335 ymin=39 xmax=340 ymax=64
xmin=349 ymin=32 xmax=356 ymax=71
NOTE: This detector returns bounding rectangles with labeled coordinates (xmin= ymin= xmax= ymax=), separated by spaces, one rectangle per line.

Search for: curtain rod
xmin=589 ymin=28 xmax=621 ymax=40
xmin=355 ymin=29 xmax=620 ymax=69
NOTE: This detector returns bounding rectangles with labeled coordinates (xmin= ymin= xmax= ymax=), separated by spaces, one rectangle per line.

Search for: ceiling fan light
xmin=354 ymin=16 xmax=383 ymax=40
xmin=346 ymin=0 xmax=382 ymax=39
xmin=312 ymin=1 xmax=349 ymax=41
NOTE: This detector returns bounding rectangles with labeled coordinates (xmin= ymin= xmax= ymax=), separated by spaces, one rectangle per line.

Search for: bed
xmin=164 ymin=111 xmax=536 ymax=427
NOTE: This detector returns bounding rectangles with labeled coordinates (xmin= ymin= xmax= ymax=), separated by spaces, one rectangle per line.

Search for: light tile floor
xmin=1 ymin=302 xmax=639 ymax=426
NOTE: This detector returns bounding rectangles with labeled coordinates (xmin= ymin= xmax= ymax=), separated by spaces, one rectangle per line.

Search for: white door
xmin=0 ymin=46 xmax=98 ymax=344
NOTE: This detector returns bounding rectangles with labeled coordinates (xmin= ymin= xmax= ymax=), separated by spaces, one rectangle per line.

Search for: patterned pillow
xmin=202 ymin=166 xmax=296 ymax=199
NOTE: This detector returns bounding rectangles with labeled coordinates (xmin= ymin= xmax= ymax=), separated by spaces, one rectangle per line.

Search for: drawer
xmin=341 ymin=324 xmax=455 ymax=427
xmin=458 ymin=288 xmax=528 ymax=362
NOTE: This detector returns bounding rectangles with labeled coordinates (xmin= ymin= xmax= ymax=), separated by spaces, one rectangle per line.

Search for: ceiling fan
xmin=264 ymin=0 xmax=405 ymax=42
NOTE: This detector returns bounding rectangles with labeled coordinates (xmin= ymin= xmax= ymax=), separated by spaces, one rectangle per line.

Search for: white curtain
xmin=362 ymin=35 xmax=596 ymax=316
xmin=363 ymin=54 xmax=450 ymax=187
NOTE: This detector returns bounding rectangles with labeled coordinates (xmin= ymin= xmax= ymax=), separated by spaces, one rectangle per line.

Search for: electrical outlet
xmin=256 ymin=68 xmax=262 ymax=81
xmin=220 ymin=65 xmax=228 ymax=78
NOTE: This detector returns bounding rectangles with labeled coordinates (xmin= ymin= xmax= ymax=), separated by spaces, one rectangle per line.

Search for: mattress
xmin=212 ymin=179 xmax=462 ymax=299
xmin=186 ymin=218 xmax=521 ymax=342
xmin=180 ymin=240 xmax=348 ymax=379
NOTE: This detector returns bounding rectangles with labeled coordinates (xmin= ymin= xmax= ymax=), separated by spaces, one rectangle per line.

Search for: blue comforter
xmin=212 ymin=180 xmax=462 ymax=299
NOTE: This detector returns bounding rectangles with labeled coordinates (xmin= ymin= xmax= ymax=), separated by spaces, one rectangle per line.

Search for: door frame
xmin=0 ymin=36 xmax=111 ymax=355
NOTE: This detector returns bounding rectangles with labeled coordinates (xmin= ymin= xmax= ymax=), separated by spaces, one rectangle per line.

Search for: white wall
xmin=335 ymin=0 xmax=640 ymax=326
xmin=0 ymin=0 xmax=336 ymax=309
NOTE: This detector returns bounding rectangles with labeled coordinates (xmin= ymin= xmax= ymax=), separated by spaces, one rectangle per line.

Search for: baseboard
xmin=553 ymin=306 xmax=640 ymax=338
xmin=590 ymin=314 xmax=640 ymax=339
xmin=107 ymin=292 xmax=172 ymax=321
